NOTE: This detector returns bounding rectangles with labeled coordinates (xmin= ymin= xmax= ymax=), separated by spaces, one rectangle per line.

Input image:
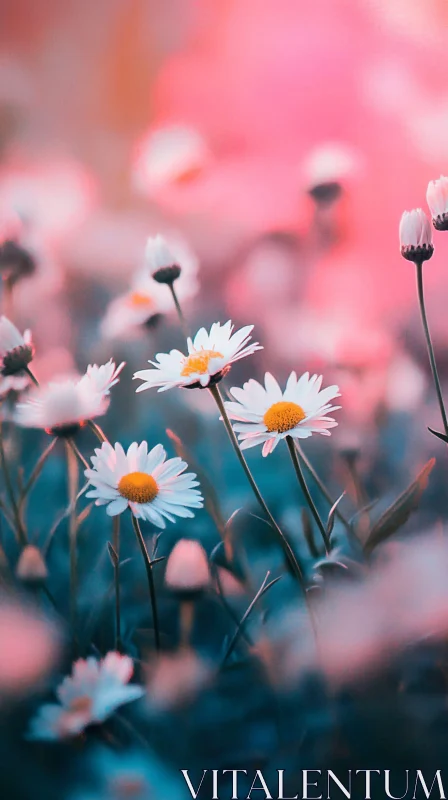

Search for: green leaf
xmin=364 ymin=458 xmax=435 ymax=555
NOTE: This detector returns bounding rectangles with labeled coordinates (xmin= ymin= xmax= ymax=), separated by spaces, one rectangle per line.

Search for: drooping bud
xmin=399 ymin=208 xmax=434 ymax=263
xmin=0 ymin=316 xmax=34 ymax=376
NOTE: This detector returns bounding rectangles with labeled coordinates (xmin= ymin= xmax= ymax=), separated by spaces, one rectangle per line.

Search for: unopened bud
xmin=165 ymin=539 xmax=210 ymax=597
xmin=145 ymin=234 xmax=181 ymax=284
xmin=16 ymin=546 xmax=48 ymax=585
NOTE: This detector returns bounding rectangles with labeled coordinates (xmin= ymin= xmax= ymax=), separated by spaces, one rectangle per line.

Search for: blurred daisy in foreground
xmin=85 ymin=441 xmax=203 ymax=528
xmin=15 ymin=359 xmax=122 ymax=435
xmin=134 ymin=321 xmax=262 ymax=392
xmin=426 ymin=175 xmax=448 ymax=231
xmin=101 ymin=234 xmax=199 ymax=340
xmin=0 ymin=316 xmax=34 ymax=375
xmin=28 ymin=653 xmax=144 ymax=741
xmin=224 ymin=372 xmax=341 ymax=456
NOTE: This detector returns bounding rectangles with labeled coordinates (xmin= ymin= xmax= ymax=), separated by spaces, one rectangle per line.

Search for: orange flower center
xmin=263 ymin=401 xmax=306 ymax=433
xmin=128 ymin=292 xmax=153 ymax=308
xmin=118 ymin=472 xmax=159 ymax=504
xmin=181 ymin=349 xmax=224 ymax=377
xmin=69 ymin=695 xmax=93 ymax=714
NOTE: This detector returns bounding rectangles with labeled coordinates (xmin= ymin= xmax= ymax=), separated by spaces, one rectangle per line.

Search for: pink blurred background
xmin=2 ymin=0 xmax=448 ymax=438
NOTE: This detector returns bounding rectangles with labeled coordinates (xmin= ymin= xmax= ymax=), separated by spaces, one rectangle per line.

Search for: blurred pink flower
xmin=0 ymin=598 xmax=59 ymax=697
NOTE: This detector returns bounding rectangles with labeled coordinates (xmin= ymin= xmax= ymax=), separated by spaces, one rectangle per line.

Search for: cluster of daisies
xmin=0 ymin=233 xmax=343 ymax=741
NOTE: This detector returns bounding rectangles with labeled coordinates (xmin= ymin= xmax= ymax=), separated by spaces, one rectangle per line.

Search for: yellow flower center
xmin=118 ymin=472 xmax=159 ymax=504
xmin=128 ymin=292 xmax=152 ymax=308
xmin=263 ymin=401 xmax=306 ymax=433
xmin=181 ymin=349 xmax=224 ymax=377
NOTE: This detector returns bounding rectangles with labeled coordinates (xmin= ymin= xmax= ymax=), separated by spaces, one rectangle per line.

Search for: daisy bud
xmin=0 ymin=213 xmax=35 ymax=284
xmin=145 ymin=234 xmax=181 ymax=284
xmin=0 ymin=316 xmax=34 ymax=376
xmin=399 ymin=209 xmax=434 ymax=263
xmin=426 ymin=176 xmax=448 ymax=231
xmin=165 ymin=539 xmax=211 ymax=596
xmin=16 ymin=545 xmax=48 ymax=585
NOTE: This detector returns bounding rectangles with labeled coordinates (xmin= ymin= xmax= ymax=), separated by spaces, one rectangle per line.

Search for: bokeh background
xmin=3 ymin=3 xmax=448 ymax=796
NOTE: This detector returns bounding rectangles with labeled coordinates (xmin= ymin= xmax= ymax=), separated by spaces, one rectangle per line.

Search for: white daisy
xmin=134 ymin=320 xmax=262 ymax=392
xmin=15 ymin=360 xmax=122 ymax=434
xmin=0 ymin=315 xmax=33 ymax=375
xmin=399 ymin=208 xmax=433 ymax=262
xmin=78 ymin=358 xmax=125 ymax=395
xmin=426 ymin=175 xmax=448 ymax=230
xmin=224 ymin=372 xmax=341 ymax=456
xmin=101 ymin=276 xmax=173 ymax=340
xmin=27 ymin=652 xmax=144 ymax=741
xmin=133 ymin=124 xmax=209 ymax=193
xmin=84 ymin=441 xmax=203 ymax=528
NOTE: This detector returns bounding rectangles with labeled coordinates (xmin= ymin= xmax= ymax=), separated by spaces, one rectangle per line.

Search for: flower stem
xmin=113 ymin=515 xmax=122 ymax=652
xmin=209 ymin=383 xmax=306 ymax=591
xmin=286 ymin=436 xmax=330 ymax=553
xmin=131 ymin=514 xmax=160 ymax=651
xmin=168 ymin=280 xmax=189 ymax=339
xmin=0 ymin=421 xmax=27 ymax=546
xmin=65 ymin=440 xmax=79 ymax=656
xmin=295 ymin=442 xmax=351 ymax=532
xmin=415 ymin=260 xmax=448 ymax=438
xmin=88 ymin=420 xmax=108 ymax=443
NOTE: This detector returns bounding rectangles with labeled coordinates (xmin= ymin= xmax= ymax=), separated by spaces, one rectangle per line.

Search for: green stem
xmin=0 ymin=421 xmax=27 ymax=545
xmin=209 ymin=383 xmax=306 ymax=591
xmin=66 ymin=440 xmax=79 ymax=655
xmin=131 ymin=514 xmax=160 ymax=651
xmin=286 ymin=436 xmax=330 ymax=553
xmin=221 ymin=571 xmax=281 ymax=667
xmin=18 ymin=438 xmax=57 ymax=529
xmin=295 ymin=442 xmax=351 ymax=532
xmin=113 ymin=516 xmax=122 ymax=652
xmin=415 ymin=260 xmax=448 ymax=438
xmin=168 ymin=280 xmax=189 ymax=339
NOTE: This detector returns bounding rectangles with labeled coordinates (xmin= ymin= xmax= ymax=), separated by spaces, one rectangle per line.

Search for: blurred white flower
xmin=165 ymin=539 xmax=211 ymax=592
xmin=146 ymin=649 xmax=212 ymax=710
xmin=399 ymin=208 xmax=433 ymax=262
xmin=0 ymin=373 xmax=30 ymax=399
xmin=15 ymin=360 xmax=122 ymax=434
xmin=426 ymin=175 xmax=448 ymax=231
xmin=85 ymin=441 xmax=203 ymax=528
xmin=28 ymin=653 xmax=144 ymax=740
xmin=133 ymin=125 xmax=210 ymax=193
xmin=78 ymin=358 xmax=125 ymax=396
xmin=0 ymin=316 xmax=33 ymax=376
xmin=224 ymin=372 xmax=340 ymax=456
xmin=134 ymin=321 xmax=262 ymax=392
xmin=301 ymin=142 xmax=362 ymax=201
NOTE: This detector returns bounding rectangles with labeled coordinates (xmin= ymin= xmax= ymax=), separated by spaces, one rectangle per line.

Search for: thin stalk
xmin=24 ymin=365 xmax=39 ymax=386
xmin=66 ymin=440 xmax=79 ymax=655
xmin=19 ymin=438 xmax=57 ymax=525
xmin=113 ymin=516 xmax=122 ymax=652
xmin=286 ymin=436 xmax=330 ymax=553
xmin=168 ymin=280 xmax=189 ymax=339
xmin=2 ymin=275 xmax=14 ymax=318
xmin=209 ymin=383 xmax=306 ymax=591
xmin=0 ymin=422 xmax=26 ymax=545
xmin=88 ymin=420 xmax=108 ymax=443
xmin=131 ymin=514 xmax=160 ymax=651
xmin=415 ymin=260 xmax=448 ymax=438
xmin=295 ymin=442 xmax=351 ymax=532
xmin=221 ymin=571 xmax=282 ymax=667
xmin=67 ymin=438 xmax=89 ymax=470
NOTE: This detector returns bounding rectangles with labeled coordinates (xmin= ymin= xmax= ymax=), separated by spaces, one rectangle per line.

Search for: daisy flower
xmin=0 ymin=315 xmax=34 ymax=375
xmin=15 ymin=360 xmax=122 ymax=435
xmin=101 ymin=275 xmax=172 ymax=340
xmin=133 ymin=124 xmax=209 ymax=193
xmin=224 ymin=372 xmax=341 ymax=456
xmin=134 ymin=320 xmax=262 ymax=392
xmin=78 ymin=358 xmax=125 ymax=395
xmin=426 ymin=175 xmax=448 ymax=231
xmin=27 ymin=653 xmax=144 ymax=741
xmin=84 ymin=441 xmax=203 ymax=528
xmin=399 ymin=209 xmax=433 ymax=263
